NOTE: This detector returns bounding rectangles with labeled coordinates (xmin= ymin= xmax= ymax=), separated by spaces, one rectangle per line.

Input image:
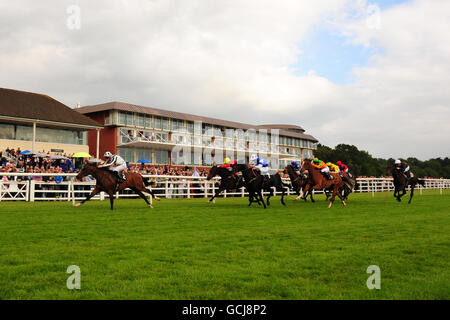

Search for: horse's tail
xmin=143 ymin=177 xmax=156 ymax=187
xmin=418 ymin=179 xmax=425 ymax=187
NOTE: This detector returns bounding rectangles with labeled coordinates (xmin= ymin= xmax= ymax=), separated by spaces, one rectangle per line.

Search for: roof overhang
xmin=0 ymin=114 xmax=103 ymax=130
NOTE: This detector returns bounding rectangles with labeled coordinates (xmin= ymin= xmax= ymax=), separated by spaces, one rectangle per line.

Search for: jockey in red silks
xmin=219 ymin=157 xmax=236 ymax=170
xmin=336 ymin=161 xmax=348 ymax=173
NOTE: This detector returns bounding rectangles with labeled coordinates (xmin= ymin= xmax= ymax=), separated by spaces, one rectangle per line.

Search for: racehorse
xmin=233 ymin=164 xmax=288 ymax=207
xmin=284 ymin=165 xmax=315 ymax=202
xmin=386 ymin=164 xmax=425 ymax=203
xmin=74 ymin=163 xmax=159 ymax=210
xmin=295 ymin=159 xmax=346 ymax=208
xmin=206 ymin=165 xmax=252 ymax=204
xmin=340 ymin=171 xmax=358 ymax=200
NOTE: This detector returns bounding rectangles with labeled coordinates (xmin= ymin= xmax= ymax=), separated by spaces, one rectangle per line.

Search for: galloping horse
xmin=75 ymin=163 xmax=159 ymax=210
xmin=232 ymin=164 xmax=267 ymax=208
xmin=284 ymin=165 xmax=315 ymax=202
xmin=296 ymin=159 xmax=346 ymax=208
xmin=233 ymin=164 xmax=288 ymax=207
xmin=340 ymin=171 xmax=358 ymax=200
xmin=206 ymin=165 xmax=249 ymax=204
xmin=386 ymin=164 xmax=425 ymax=203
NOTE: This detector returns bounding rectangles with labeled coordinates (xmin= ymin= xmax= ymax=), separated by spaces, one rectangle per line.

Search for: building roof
xmin=0 ymin=88 xmax=103 ymax=129
xmin=77 ymin=101 xmax=318 ymax=142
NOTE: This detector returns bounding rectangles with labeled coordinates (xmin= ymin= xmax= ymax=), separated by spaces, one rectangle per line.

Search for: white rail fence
xmin=0 ymin=173 xmax=449 ymax=202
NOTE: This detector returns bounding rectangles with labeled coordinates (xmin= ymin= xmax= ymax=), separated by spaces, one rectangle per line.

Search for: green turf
xmin=0 ymin=190 xmax=449 ymax=300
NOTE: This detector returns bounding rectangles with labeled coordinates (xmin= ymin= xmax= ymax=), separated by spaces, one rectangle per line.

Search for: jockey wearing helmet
xmin=250 ymin=154 xmax=270 ymax=176
xmin=395 ymin=159 xmax=411 ymax=179
xmin=291 ymin=160 xmax=301 ymax=175
xmin=219 ymin=157 xmax=236 ymax=171
xmin=336 ymin=161 xmax=348 ymax=173
xmin=312 ymin=157 xmax=333 ymax=180
xmin=100 ymin=151 xmax=127 ymax=183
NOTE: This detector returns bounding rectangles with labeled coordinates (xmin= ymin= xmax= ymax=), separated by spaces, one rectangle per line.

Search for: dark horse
xmin=206 ymin=165 xmax=251 ymax=204
xmin=284 ymin=165 xmax=315 ymax=202
xmin=386 ymin=164 xmax=425 ymax=203
xmin=233 ymin=164 xmax=288 ymax=207
xmin=75 ymin=163 xmax=159 ymax=210
xmin=296 ymin=159 xmax=346 ymax=208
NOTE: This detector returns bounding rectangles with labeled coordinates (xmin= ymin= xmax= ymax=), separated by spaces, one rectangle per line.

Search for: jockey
xmin=395 ymin=159 xmax=411 ymax=179
xmin=326 ymin=162 xmax=340 ymax=174
xmin=219 ymin=157 xmax=236 ymax=171
xmin=336 ymin=161 xmax=349 ymax=173
xmin=219 ymin=157 xmax=240 ymax=183
xmin=250 ymin=154 xmax=270 ymax=176
xmin=250 ymin=154 xmax=271 ymax=187
xmin=312 ymin=157 xmax=333 ymax=180
xmin=100 ymin=151 xmax=127 ymax=183
xmin=291 ymin=161 xmax=301 ymax=174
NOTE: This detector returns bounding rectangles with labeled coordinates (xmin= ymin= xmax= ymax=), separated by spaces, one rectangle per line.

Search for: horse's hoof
xmin=328 ymin=202 xmax=332 ymax=208
xmin=155 ymin=197 xmax=161 ymax=201
xmin=342 ymin=201 xmax=346 ymax=206
xmin=149 ymin=205 xmax=154 ymax=209
xmin=74 ymin=203 xmax=81 ymax=207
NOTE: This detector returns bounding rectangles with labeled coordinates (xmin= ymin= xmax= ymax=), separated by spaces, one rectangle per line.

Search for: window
xmin=145 ymin=115 xmax=152 ymax=128
xmin=155 ymin=150 xmax=169 ymax=164
xmin=154 ymin=117 xmax=162 ymax=129
xmin=119 ymin=111 xmax=134 ymax=125
xmin=15 ymin=125 xmax=33 ymax=141
xmin=136 ymin=148 xmax=152 ymax=162
xmin=137 ymin=114 xmax=145 ymax=127
xmin=117 ymin=147 xmax=134 ymax=163
xmin=0 ymin=123 xmax=14 ymax=139
xmin=161 ymin=118 xmax=169 ymax=130
xmin=187 ymin=121 xmax=194 ymax=133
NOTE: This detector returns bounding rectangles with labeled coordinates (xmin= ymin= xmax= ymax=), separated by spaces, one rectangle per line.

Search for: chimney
xmin=76 ymin=102 xmax=80 ymax=109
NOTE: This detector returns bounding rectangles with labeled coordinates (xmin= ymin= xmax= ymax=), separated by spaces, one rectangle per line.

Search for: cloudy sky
xmin=0 ymin=0 xmax=449 ymax=160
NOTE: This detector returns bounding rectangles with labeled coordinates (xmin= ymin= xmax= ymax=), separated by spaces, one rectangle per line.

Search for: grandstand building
xmin=0 ymin=88 xmax=103 ymax=156
xmin=77 ymin=102 xmax=318 ymax=169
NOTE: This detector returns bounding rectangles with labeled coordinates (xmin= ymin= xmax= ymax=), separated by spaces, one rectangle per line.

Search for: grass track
xmin=0 ymin=190 xmax=449 ymax=299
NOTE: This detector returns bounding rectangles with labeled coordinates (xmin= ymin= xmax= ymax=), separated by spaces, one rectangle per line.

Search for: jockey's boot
xmin=118 ymin=172 xmax=126 ymax=183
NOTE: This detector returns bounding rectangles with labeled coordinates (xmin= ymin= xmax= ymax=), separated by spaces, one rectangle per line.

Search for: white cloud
xmin=0 ymin=0 xmax=448 ymax=160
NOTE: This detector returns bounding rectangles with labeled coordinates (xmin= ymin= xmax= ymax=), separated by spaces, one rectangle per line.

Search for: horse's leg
xmin=258 ymin=189 xmax=266 ymax=209
xmin=143 ymin=187 xmax=159 ymax=201
xmin=279 ymin=185 xmax=286 ymax=206
xmin=408 ymin=185 xmax=415 ymax=204
xmin=266 ymin=188 xmax=272 ymax=206
xmin=296 ymin=184 xmax=310 ymax=200
xmin=328 ymin=185 xmax=342 ymax=208
xmin=309 ymin=189 xmax=315 ymax=203
xmin=108 ymin=192 xmax=114 ymax=210
xmin=209 ymin=186 xmax=223 ymax=203
xmin=133 ymin=187 xmax=153 ymax=209
xmin=75 ymin=186 xmax=100 ymax=207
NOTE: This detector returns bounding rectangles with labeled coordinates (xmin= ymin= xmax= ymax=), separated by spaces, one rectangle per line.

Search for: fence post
xmin=0 ymin=181 xmax=2 ymax=202
xmin=204 ymin=180 xmax=208 ymax=198
xmin=187 ymin=181 xmax=191 ymax=199
xmin=30 ymin=180 xmax=35 ymax=202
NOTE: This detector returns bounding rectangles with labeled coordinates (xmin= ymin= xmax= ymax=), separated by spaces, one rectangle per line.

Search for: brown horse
xmin=75 ymin=163 xmax=159 ymax=210
xmin=386 ymin=164 xmax=425 ymax=204
xmin=284 ymin=165 xmax=315 ymax=202
xmin=295 ymin=159 xmax=346 ymax=208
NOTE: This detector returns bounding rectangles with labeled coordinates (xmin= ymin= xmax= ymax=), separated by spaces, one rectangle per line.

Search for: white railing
xmin=0 ymin=173 xmax=449 ymax=202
